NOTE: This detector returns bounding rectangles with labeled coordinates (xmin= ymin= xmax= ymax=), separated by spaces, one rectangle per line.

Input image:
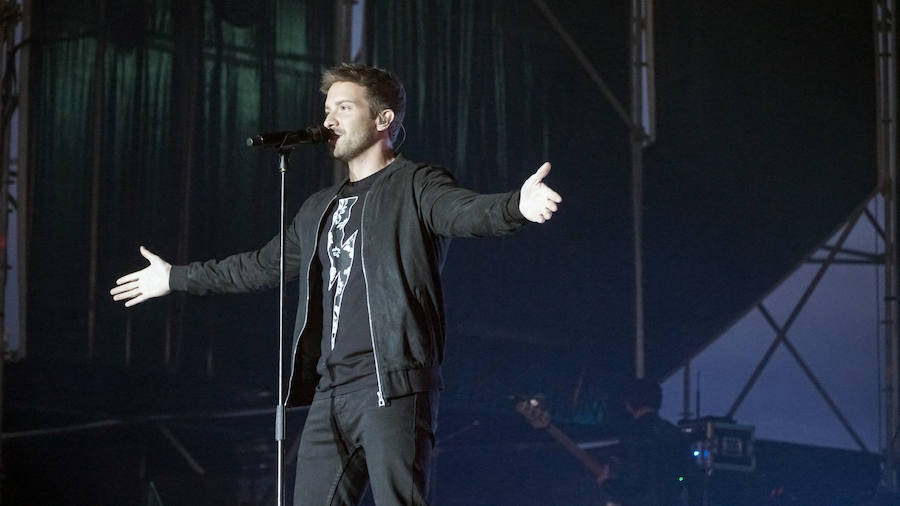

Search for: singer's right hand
xmin=110 ymin=246 xmax=172 ymax=307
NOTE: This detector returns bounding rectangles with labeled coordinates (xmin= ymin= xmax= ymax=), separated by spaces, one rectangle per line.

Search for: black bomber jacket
xmin=169 ymin=155 xmax=529 ymax=406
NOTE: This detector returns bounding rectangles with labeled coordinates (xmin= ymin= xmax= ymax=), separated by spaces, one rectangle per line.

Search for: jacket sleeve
xmin=168 ymin=212 xmax=305 ymax=295
xmin=415 ymin=165 xmax=529 ymax=238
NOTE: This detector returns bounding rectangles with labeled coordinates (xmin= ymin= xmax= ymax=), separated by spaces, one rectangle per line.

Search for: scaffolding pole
xmin=629 ymin=0 xmax=654 ymax=378
xmin=875 ymin=0 xmax=898 ymax=490
xmin=532 ymin=0 xmax=654 ymax=378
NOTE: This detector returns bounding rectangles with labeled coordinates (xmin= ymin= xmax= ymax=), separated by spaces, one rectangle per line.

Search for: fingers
xmin=527 ymin=162 xmax=551 ymax=185
xmin=110 ymin=279 xmax=152 ymax=307
xmin=110 ymin=279 xmax=139 ymax=297
xmin=113 ymin=246 xmax=155 ymax=286
xmin=538 ymin=198 xmax=559 ymax=223
xmin=114 ymin=270 xmax=141 ymax=286
xmin=112 ymin=286 xmax=141 ymax=302
xmin=111 ymin=247 xmax=171 ymax=308
xmin=139 ymin=245 xmax=157 ymax=262
xmin=527 ymin=162 xmax=562 ymax=204
xmin=544 ymin=187 xmax=563 ymax=203
xmin=124 ymin=294 xmax=148 ymax=308
xmin=539 ymin=187 xmax=560 ymax=221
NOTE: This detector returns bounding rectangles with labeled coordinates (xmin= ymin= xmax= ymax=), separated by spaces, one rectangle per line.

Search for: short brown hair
xmin=321 ymin=63 xmax=406 ymax=142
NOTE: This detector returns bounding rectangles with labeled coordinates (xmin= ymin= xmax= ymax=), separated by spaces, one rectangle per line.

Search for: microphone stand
xmin=275 ymin=144 xmax=293 ymax=506
xmin=248 ymin=130 xmax=325 ymax=505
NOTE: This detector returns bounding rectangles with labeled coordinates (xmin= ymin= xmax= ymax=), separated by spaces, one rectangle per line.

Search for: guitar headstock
xmin=515 ymin=396 xmax=551 ymax=430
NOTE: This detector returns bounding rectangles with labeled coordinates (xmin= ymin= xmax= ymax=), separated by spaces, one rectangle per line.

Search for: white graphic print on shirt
xmin=327 ymin=196 xmax=359 ymax=350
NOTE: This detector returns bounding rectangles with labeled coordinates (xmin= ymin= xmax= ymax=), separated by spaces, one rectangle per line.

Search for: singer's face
xmin=323 ymin=81 xmax=379 ymax=162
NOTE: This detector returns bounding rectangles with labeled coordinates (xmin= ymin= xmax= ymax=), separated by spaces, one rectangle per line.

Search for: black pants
xmin=293 ymin=389 xmax=439 ymax=506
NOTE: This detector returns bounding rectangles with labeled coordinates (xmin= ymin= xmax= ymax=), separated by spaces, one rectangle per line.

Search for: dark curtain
xmin=367 ymin=0 xmax=876 ymax=420
xmin=368 ymin=0 xmax=635 ymax=418
xmin=28 ymin=0 xmax=334 ymax=387
xmin=26 ymin=0 xmax=876 ymax=419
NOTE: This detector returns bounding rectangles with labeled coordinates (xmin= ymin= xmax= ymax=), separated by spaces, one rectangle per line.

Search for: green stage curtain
xmin=29 ymin=0 xmax=334 ymax=373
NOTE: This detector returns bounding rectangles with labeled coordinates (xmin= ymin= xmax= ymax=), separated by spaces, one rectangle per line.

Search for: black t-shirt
xmin=604 ymin=413 xmax=687 ymax=506
xmin=314 ymin=172 xmax=379 ymax=396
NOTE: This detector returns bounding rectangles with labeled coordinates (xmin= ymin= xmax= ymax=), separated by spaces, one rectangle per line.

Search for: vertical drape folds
xmin=369 ymin=0 xmax=546 ymax=189
xmin=367 ymin=0 xmax=638 ymax=414
xmin=29 ymin=0 xmax=334 ymax=376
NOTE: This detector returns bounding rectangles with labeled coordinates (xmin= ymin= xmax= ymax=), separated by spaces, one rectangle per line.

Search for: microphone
xmin=246 ymin=125 xmax=331 ymax=147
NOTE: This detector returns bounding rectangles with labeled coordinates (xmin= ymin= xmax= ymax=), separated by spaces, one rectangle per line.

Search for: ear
xmin=375 ymin=109 xmax=395 ymax=132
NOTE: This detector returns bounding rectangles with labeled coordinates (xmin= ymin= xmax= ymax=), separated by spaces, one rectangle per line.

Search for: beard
xmin=330 ymin=126 xmax=379 ymax=162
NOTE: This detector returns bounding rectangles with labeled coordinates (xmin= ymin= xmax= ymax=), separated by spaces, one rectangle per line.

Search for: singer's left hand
xmin=519 ymin=162 xmax=562 ymax=223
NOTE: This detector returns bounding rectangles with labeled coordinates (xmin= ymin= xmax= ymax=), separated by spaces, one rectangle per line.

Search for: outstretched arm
xmin=519 ymin=162 xmax=562 ymax=223
xmin=110 ymin=246 xmax=172 ymax=307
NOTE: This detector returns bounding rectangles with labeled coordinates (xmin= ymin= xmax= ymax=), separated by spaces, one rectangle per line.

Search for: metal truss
xmin=681 ymin=0 xmax=898 ymax=489
xmin=533 ymin=0 xmax=655 ymax=378
xmin=723 ymin=198 xmax=875 ymax=454
xmin=875 ymin=0 xmax=898 ymax=489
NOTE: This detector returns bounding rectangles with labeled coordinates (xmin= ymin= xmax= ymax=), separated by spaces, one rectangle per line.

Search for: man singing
xmin=111 ymin=63 xmax=562 ymax=505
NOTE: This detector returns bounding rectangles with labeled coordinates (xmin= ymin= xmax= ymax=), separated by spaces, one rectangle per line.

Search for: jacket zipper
xmin=285 ymin=197 xmax=335 ymax=404
xmin=359 ymin=191 xmax=387 ymax=406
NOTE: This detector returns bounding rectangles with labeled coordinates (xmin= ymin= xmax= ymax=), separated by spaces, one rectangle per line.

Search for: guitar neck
xmin=544 ymin=423 xmax=608 ymax=480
